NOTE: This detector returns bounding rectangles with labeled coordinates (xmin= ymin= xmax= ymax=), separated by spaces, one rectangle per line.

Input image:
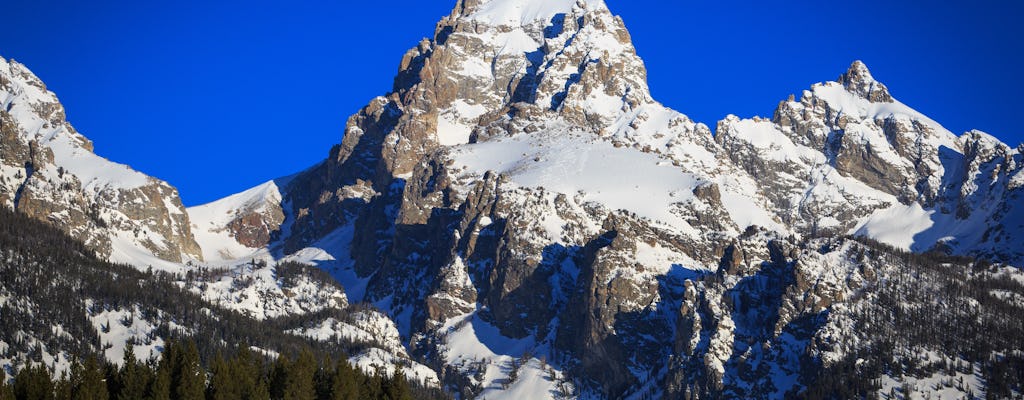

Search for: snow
xmin=466 ymin=0 xmax=605 ymax=26
xmin=721 ymin=116 xmax=825 ymax=165
xmin=187 ymin=180 xmax=283 ymax=262
xmin=288 ymin=311 xmax=441 ymax=387
xmin=88 ymin=306 xmax=167 ymax=365
xmin=538 ymin=206 xmax=567 ymax=242
xmin=44 ymin=133 xmax=153 ymax=191
xmin=437 ymin=100 xmax=489 ymax=146
xmin=452 ymin=130 xmax=701 ymax=231
xmin=1 ymin=58 xmax=152 ymax=192
xmin=108 ymin=233 xmax=191 ymax=272
xmin=288 ymin=312 xmax=404 ymax=352
xmin=1010 ymin=165 xmax=1024 ymax=190
xmin=188 ymin=260 xmax=347 ymax=320
xmin=494 ymin=29 xmax=542 ymax=54
xmin=633 ymin=241 xmax=697 ymax=277
xmin=0 ymin=335 xmax=73 ymax=380
xmin=439 ymin=312 xmax=568 ymax=400
xmin=719 ymin=186 xmax=786 ymax=232
xmin=877 ymin=356 xmax=985 ymax=399
xmin=853 ymin=203 xmax=934 ymax=250
xmin=280 ymin=224 xmax=369 ymax=301
xmin=348 ymin=348 xmax=439 ymax=387
xmin=813 ymin=82 xmax=961 ymax=154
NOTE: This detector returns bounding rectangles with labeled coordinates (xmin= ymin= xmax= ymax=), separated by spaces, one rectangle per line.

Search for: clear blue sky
xmin=3 ymin=1 xmax=1022 ymax=206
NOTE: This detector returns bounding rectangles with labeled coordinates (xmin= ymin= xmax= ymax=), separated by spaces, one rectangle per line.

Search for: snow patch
xmin=452 ymin=131 xmax=701 ymax=231
xmin=467 ymin=0 xmax=605 ymax=26
xmin=853 ymin=203 xmax=934 ymax=251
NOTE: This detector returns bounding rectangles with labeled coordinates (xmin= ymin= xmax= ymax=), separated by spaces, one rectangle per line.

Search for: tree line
xmin=0 ymin=339 xmax=432 ymax=400
xmin=0 ymin=192 xmax=448 ymax=399
xmin=798 ymin=238 xmax=1024 ymax=399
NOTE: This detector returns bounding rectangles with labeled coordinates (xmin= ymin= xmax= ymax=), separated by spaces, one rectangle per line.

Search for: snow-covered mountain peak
xmin=961 ymin=129 xmax=1018 ymax=154
xmin=187 ymin=179 xmax=288 ymax=262
xmin=5 ymin=5 xmax=1024 ymax=400
xmin=837 ymin=60 xmax=893 ymax=103
xmin=1 ymin=55 xmax=202 ymax=267
xmin=458 ymin=0 xmax=606 ymax=26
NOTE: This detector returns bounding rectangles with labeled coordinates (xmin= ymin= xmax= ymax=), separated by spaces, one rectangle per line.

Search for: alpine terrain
xmin=2 ymin=0 xmax=1023 ymax=398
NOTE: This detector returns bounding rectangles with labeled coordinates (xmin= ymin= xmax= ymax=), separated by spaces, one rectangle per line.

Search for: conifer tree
xmin=171 ymin=341 xmax=205 ymax=400
xmin=267 ymin=355 xmax=289 ymax=400
xmin=52 ymin=372 xmax=71 ymax=400
xmin=315 ymin=355 xmax=333 ymax=400
xmin=329 ymin=359 xmax=360 ymax=400
xmin=13 ymin=364 xmax=54 ymax=400
xmin=363 ymin=372 xmax=383 ymax=400
xmin=383 ymin=371 xmax=412 ymax=400
xmin=116 ymin=344 xmax=148 ymax=400
xmin=147 ymin=355 xmax=171 ymax=400
xmin=232 ymin=344 xmax=262 ymax=399
xmin=74 ymin=355 xmax=108 ymax=400
xmin=250 ymin=379 xmax=271 ymax=400
xmin=282 ymin=349 xmax=316 ymax=400
xmin=0 ymin=369 xmax=15 ymax=400
xmin=206 ymin=352 xmax=238 ymax=400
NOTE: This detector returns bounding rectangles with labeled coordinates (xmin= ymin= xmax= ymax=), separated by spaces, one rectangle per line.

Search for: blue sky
xmin=3 ymin=1 xmax=1022 ymax=205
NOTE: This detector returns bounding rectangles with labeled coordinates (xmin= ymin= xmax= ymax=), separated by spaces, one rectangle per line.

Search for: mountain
xmin=0 ymin=206 xmax=445 ymax=398
xmin=0 ymin=58 xmax=438 ymax=390
xmin=2 ymin=0 xmax=1023 ymax=398
xmin=0 ymin=57 xmax=201 ymax=268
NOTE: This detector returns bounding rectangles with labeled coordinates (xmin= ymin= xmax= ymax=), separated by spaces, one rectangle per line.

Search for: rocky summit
xmin=2 ymin=0 xmax=1023 ymax=398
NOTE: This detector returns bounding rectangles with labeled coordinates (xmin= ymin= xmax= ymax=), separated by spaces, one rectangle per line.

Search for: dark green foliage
xmin=114 ymin=344 xmax=148 ymax=400
xmin=230 ymin=345 xmax=265 ymax=400
xmin=280 ymin=348 xmax=317 ymax=400
xmin=167 ymin=341 xmax=204 ymax=400
xmin=0 ymin=207 xmax=451 ymax=400
xmin=147 ymin=359 xmax=171 ymax=400
xmin=0 ymin=370 xmax=14 ymax=400
xmin=71 ymin=356 xmax=108 ymax=400
xmin=1 ymin=339 xmax=446 ymax=400
xmin=382 ymin=371 xmax=413 ymax=400
xmin=329 ymin=358 xmax=361 ymax=400
xmin=205 ymin=353 xmax=235 ymax=400
xmin=12 ymin=365 xmax=52 ymax=400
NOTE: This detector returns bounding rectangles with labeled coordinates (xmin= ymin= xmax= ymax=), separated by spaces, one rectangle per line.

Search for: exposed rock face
xmin=194 ymin=1 xmax=1023 ymax=397
xmin=838 ymin=60 xmax=893 ymax=103
xmin=0 ymin=57 xmax=202 ymax=265
xmin=8 ymin=0 xmax=1022 ymax=398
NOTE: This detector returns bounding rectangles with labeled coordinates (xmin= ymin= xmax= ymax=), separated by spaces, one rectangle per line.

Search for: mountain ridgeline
xmin=2 ymin=0 xmax=1023 ymax=398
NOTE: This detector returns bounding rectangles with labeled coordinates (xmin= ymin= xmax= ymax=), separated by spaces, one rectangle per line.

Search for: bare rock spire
xmin=838 ymin=60 xmax=893 ymax=103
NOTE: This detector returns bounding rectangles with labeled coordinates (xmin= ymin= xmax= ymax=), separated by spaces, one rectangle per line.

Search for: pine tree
xmin=52 ymin=372 xmax=71 ymax=400
xmin=13 ymin=364 xmax=54 ymax=400
xmin=206 ymin=352 xmax=238 ymax=400
xmin=53 ymin=372 xmax=73 ymax=400
xmin=171 ymin=341 xmax=204 ymax=400
xmin=282 ymin=349 xmax=316 ymax=400
xmin=231 ymin=343 xmax=260 ymax=398
xmin=250 ymin=379 xmax=271 ymax=400
xmin=329 ymin=359 xmax=360 ymax=400
xmin=382 ymin=371 xmax=412 ymax=400
xmin=147 ymin=356 xmax=171 ymax=400
xmin=267 ymin=355 xmax=290 ymax=400
xmin=363 ymin=373 xmax=383 ymax=400
xmin=74 ymin=355 xmax=109 ymax=400
xmin=116 ymin=344 xmax=148 ymax=400
xmin=315 ymin=355 xmax=333 ymax=400
xmin=0 ymin=368 xmax=16 ymax=400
